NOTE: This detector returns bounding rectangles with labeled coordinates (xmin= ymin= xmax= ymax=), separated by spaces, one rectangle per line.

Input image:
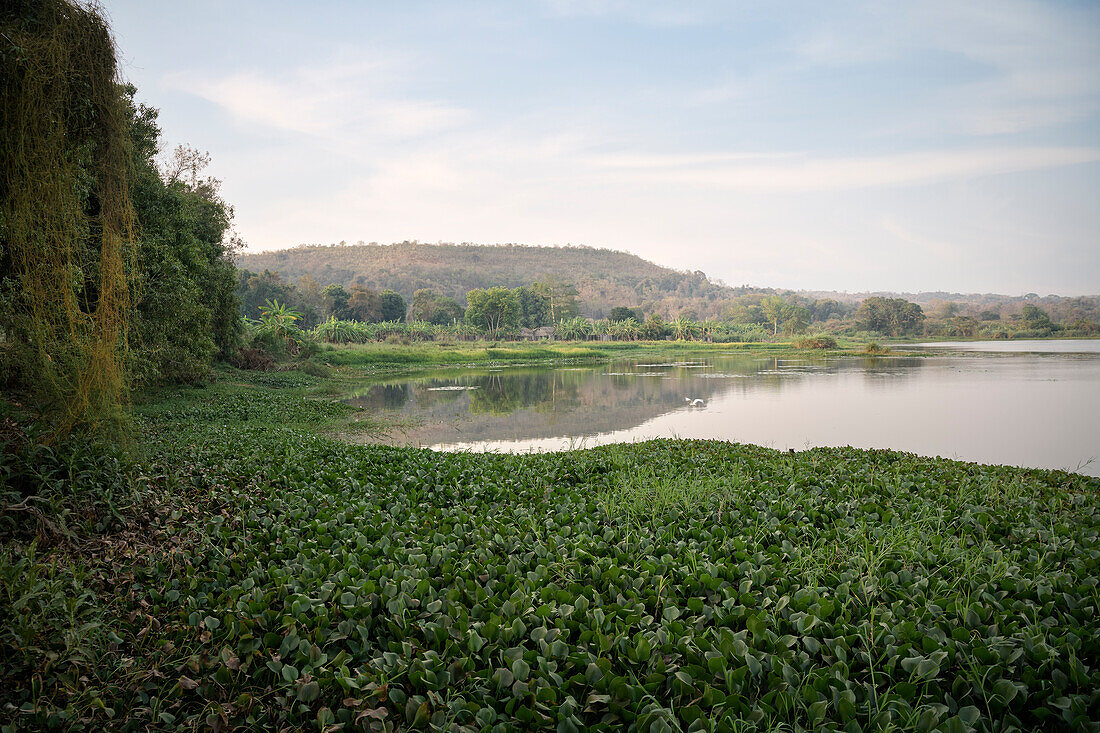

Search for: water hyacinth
xmin=3 ymin=378 xmax=1098 ymax=731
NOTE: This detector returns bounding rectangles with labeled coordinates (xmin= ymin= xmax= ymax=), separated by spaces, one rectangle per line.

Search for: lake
xmin=344 ymin=340 xmax=1100 ymax=476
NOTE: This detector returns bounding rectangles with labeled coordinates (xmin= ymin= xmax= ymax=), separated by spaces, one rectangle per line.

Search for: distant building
xmin=521 ymin=326 xmax=556 ymax=341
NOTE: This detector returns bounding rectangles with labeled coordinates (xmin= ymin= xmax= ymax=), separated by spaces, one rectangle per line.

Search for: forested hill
xmin=236 ymin=241 xmax=748 ymax=318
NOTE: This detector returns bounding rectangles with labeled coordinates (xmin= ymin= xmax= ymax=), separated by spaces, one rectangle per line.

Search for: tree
xmin=465 ymin=287 xmax=520 ymax=338
xmin=411 ymin=289 xmax=440 ymax=322
xmin=557 ymin=317 xmax=593 ymax=341
xmin=379 ymin=290 xmax=407 ymax=322
xmin=782 ymin=305 xmax=810 ymax=335
xmin=1021 ymin=304 xmax=1054 ymax=333
xmin=856 ymin=297 xmax=924 ymax=336
xmin=932 ymin=301 xmax=961 ymax=320
xmin=237 ymin=270 xmax=293 ymax=320
xmin=670 ymin=317 xmax=701 ymax=340
xmin=433 ymin=296 xmax=465 ymax=325
xmin=322 ymin=283 xmax=351 ymax=320
xmin=1 ymin=1 xmax=136 ymax=430
xmin=296 ymin=275 xmax=324 ymax=328
xmin=608 ymin=306 xmax=641 ymax=323
xmin=760 ymin=295 xmax=790 ymax=335
xmin=515 ymin=285 xmax=552 ymax=328
xmin=723 ymin=297 xmax=766 ymax=326
xmin=532 ymin=276 xmax=579 ymax=322
xmin=126 ymin=91 xmax=241 ymax=384
xmin=642 ymin=314 xmax=668 ymax=340
xmin=411 ymin=289 xmax=464 ymax=324
xmin=347 ymin=285 xmax=382 ymax=322
xmin=808 ymin=298 xmax=848 ymax=323
xmin=257 ymin=299 xmax=303 ymax=354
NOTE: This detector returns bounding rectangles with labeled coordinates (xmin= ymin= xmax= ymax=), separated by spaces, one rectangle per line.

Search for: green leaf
xmin=298 ymin=681 xmax=320 ymax=702
xmin=958 ymin=705 xmax=981 ymax=725
xmin=991 ymin=679 xmax=1019 ymax=705
xmin=914 ymin=658 xmax=940 ymax=680
xmin=745 ymin=654 xmax=762 ymax=677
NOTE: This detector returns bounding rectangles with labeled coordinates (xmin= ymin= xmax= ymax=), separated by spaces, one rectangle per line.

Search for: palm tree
xmin=671 ymin=317 xmax=700 ymax=341
xmin=313 ymin=316 xmax=354 ymax=344
xmin=611 ymin=317 xmax=640 ymax=341
xmin=259 ymin=298 xmax=303 ymax=351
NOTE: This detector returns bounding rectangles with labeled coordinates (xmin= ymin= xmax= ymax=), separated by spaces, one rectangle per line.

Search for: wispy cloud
xmin=164 ymin=59 xmax=470 ymax=139
xmin=792 ymin=0 xmax=1100 ymax=136
xmin=590 ymin=147 xmax=1100 ymax=192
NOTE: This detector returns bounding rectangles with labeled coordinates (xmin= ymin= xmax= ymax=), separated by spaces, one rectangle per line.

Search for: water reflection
xmin=342 ymin=350 xmax=1100 ymax=476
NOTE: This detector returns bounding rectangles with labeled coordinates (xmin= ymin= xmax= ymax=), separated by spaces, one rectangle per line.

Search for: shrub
xmin=228 ymin=347 xmax=274 ymax=371
xmin=296 ymin=360 xmax=333 ymax=378
xmin=795 ymin=335 xmax=837 ymax=349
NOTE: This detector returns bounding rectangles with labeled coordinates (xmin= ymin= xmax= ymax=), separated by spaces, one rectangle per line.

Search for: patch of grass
xmin=321 ymin=339 xmax=815 ymax=370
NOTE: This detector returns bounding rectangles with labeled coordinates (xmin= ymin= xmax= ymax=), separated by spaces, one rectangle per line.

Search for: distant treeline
xmin=237 ymin=268 xmax=1100 ymax=343
xmin=238 ymin=242 xmax=1100 ymax=333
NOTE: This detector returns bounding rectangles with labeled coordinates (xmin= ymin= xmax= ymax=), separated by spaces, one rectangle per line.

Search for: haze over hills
xmin=237 ymin=241 xmax=1098 ymax=320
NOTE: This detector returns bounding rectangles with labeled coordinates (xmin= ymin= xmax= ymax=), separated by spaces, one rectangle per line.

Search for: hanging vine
xmin=0 ymin=0 xmax=134 ymax=438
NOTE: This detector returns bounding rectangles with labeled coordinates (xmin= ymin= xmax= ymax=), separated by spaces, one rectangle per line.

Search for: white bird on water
xmin=685 ymin=397 xmax=705 ymax=407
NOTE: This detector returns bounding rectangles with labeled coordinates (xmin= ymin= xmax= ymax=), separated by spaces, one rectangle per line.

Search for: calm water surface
xmin=344 ymin=340 xmax=1100 ymax=476
xmin=900 ymin=339 xmax=1100 ymax=354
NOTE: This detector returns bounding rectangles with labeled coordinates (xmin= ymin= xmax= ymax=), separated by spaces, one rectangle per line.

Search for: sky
xmin=103 ymin=0 xmax=1099 ymax=295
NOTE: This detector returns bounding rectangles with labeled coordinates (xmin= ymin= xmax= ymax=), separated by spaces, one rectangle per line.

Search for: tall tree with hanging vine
xmin=1 ymin=0 xmax=134 ymax=437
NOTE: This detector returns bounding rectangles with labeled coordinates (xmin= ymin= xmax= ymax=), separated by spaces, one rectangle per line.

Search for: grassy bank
xmin=318 ymin=339 xmax=850 ymax=371
xmin=2 ymin=373 xmax=1098 ymax=732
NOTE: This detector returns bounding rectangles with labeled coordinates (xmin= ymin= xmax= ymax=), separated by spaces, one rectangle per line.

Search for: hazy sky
xmin=105 ymin=0 xmax=1098 ymax=295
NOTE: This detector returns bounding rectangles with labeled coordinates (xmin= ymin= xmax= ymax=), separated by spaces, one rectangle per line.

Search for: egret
xmin=685 ymin=397 xmax=705 ymax=407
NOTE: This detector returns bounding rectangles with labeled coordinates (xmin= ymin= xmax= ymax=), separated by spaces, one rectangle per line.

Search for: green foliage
xmin=856 ymin=297 xmax=925 ymax=337
xmin=1 ymin=0 xmax=134 ymax=436
xmin=252 ymin=298 xmax=303 ymax=355
xmin=515 ymin=284 xmax=552 ymax=328
xmin=608 ymin=306 xmax=642 ymax=322
xmin=379 ymin=289 xmax=407 ymax=322
xmin=238 ymin=269 xmax=295 ymax=320
xmin=4 ymin=379 xmax=1098 ymax=730
xmin=347 ymin=284 xmax=382 ymax=322
xmin=465 ymin=286 xmax=520 ymax=338
xmin=410 ymin=288 xmax=465 ymax=325
xmin=642 ymin=313 xmax=669 ymax=340
xmin=321 ymin=282 xmax=352 ymax=320
xmin=795 ymin=335 xmax=838 ymax=349
xmin=0 ymin=413 xmax=141 ymax=543
xmin=556 ymin=316 xmax=593 ymax=341
xmin=127 ymin=95 xmax=241 ymax=385
xmin=670 ymin=316 xmax=702 ymax=340
xmin=1020 ymin=304 xmax=1055 ymax=334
